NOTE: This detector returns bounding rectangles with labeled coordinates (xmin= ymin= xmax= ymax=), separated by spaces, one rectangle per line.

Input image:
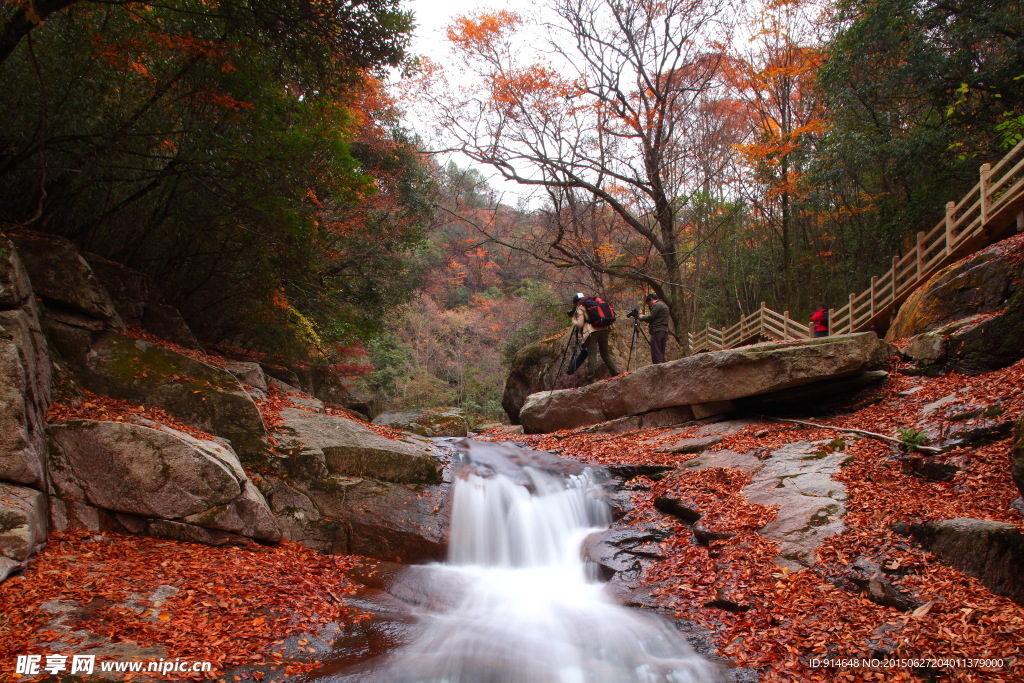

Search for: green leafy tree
xmin=811 ymin=0 xmax=1024 ymax=288
xmin=0 ymin=0 xmax=428 ymax=359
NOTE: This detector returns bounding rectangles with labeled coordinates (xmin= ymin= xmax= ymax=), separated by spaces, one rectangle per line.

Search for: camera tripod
xmin=552 ymin=326 xmax=586 ymax=390
xmin=626 ymin=314 xmax=649 ymax=372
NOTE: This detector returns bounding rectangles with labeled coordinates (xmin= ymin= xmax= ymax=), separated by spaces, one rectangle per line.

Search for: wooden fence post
xmin=848 ymin=292 xmax=855 ymax=332
xmin=980 ymin=162 xmax=992 ymax=225
xmin=870 ymin=276 xmax=877 ymax=317
xmin=827 ymin=309 xmax=834 ymax=337
xmin=760 ymin=302 xmax=766 ymax=338
xmin=945 ymin=201 xmax=956 ymax=253
xmin=783 ymin=311 xmax=789 ymax=339
xmin=891 ymin=256 xmax=899 ymax=300
xmin=916 ymin=230 xmax=925 ymax=277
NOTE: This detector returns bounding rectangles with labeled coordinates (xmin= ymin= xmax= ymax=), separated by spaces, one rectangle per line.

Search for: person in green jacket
xmin=639 ymin=293 xmax=670 ymax=364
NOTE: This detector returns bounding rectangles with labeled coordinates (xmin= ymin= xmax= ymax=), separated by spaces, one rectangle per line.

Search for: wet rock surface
xmin=582 ymin=524 xmax=669 ymax=582
xmin=742 ymin=441 xmax=848 ymax=570
xmin=306 ymin=442 xmax=724 ymax=682
xmin=846 ymin=557 xmax=922 ymax=612
xmin=683 ymin=440 xmax=849 ymax=571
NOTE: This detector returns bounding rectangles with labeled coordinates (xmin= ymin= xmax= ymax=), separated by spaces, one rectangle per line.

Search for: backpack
xmin=583 ymin=297 xmax=616 ymax=328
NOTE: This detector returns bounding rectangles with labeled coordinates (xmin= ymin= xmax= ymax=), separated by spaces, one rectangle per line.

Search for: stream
xmin=310 ymin=439 xmax=719 ymax=682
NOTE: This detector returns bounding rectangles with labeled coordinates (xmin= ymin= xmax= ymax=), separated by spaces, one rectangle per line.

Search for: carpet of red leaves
xmin=46 ymin=390 xmax=219 ymax=442
xmin=0 ymin=532 xmax=367 ymax=682
xmin=508 ymin=356 xmax=1024 ymax=681
xmin=122 ymin=326 xmax=229 ymax=370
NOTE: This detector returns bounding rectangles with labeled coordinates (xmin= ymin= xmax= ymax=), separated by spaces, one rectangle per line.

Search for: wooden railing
xmin=687 ymin=137 xmax=1024 ymax=354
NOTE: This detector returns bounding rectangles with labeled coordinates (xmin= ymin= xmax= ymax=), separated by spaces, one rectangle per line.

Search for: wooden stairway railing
xmin=687 ymin=137 xmax=1024 ymax=354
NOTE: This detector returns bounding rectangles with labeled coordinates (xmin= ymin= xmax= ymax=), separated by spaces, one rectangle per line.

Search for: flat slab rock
xmin=276 ymin=407 xmax=442 ymax=485
xmin=656 ymin=435 xmax=724 ymax=454
xmin=519 ymin=333 xmax=890 ymax=433
xmin=686 ymin=440 xmax=849 ymax=571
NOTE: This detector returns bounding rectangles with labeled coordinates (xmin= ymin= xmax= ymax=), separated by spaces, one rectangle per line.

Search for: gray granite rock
xmin=520 ymin=333 xmax=890 ymax=433
xmin=0 ymin=482 xmax=48 ymax=581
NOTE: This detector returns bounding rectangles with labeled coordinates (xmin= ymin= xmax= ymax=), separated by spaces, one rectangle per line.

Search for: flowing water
xmin=327 ymin=440 xmax=718 ymax=682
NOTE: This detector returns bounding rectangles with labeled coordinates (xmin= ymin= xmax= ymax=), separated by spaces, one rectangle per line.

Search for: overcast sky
xmin=405 ymin=0 xmax=504 ymax=61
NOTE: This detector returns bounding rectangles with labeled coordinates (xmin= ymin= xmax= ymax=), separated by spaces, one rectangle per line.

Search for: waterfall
xmin=373 ymin=440 xmax=719 ymax=683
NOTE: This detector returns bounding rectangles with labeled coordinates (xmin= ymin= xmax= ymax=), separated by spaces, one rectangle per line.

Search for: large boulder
xmin=45 ymin=326 xmax=268 ymax=462
xmin=261 ymin=361 xmax=372 ymax=416
xmin=519 ymin=333 xmax=890 ymax=433
xmin=84 ymin=254 xmax=151 ymax=327
xmin=0 ymin=482 xmax=48 ymax=581
xmin=47 ymin=419 xmax=280 ymax=542
xmin=276 ymin=408 xmax=442 ymax=485
xmin=911 ymin=518 xmax=1024 ymax=607
xmin=890 ymin=233 xmax=1024 ymax=372
xmin=0 ymin=238 xmax=51 ymax=488
xmin=373 ymin=408 xmax=469 ymax=438
xmin=502 ymin=330 xmax=627 ymax=424
xmin=142 ymin=303 xmax=202 ymax=350
xmin=0 ymin=236 xmax=33 ymax=309
xmin=264 ymin=408 xmax=448 ymax=562
xmin=502 ymin=333 xmax=569 ymax=425
xmin=10 ymin=233 xmax=123 ymax=328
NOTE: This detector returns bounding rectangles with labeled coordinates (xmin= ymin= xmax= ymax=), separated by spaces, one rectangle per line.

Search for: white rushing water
xmin=375 ymin=441 xmax=719 ymax=683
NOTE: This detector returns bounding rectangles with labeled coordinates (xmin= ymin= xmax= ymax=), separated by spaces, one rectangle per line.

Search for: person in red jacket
xmin=810 ymin=305 xmax=829 ymax=338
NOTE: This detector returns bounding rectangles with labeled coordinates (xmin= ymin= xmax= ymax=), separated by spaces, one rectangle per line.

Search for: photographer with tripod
xmin=628 ymin=292 xmax=670 ymax=365
xmin=569 ymin=292 xmax=620 ymax=385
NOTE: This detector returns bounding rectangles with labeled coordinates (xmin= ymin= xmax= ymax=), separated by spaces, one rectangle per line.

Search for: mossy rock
xmin=889 ymin=234 xmax=1024 ymax=342
xmin=501 ymin=332 xmax=574 ymax=424
xmin=372 ymin=408 xmax=469 ymax=438
xmin=945 ymin=284 xmax=1024 ymax=372
xmin=46 ymin=327 xmax=269 ymax=462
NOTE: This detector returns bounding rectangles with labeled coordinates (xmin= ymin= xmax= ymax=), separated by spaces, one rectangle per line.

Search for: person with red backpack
xmin=810 ymin=305 xmax=829 ymax=338
xmin=570 ymin=292 xmax=620 ymax=385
